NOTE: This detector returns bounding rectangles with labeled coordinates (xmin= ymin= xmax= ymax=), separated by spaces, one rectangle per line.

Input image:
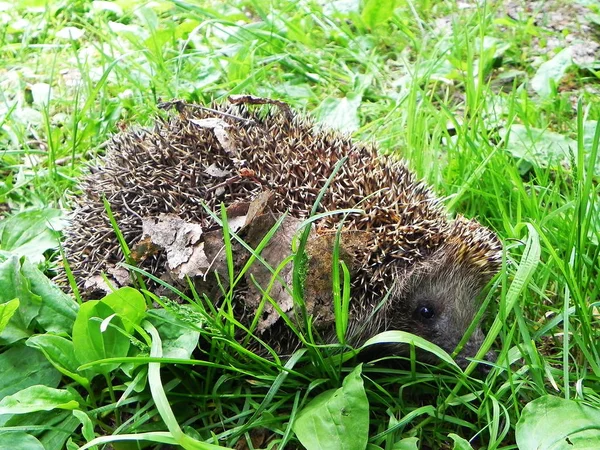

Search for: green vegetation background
xmin=0 ymin=0 xmax=599 ymax=449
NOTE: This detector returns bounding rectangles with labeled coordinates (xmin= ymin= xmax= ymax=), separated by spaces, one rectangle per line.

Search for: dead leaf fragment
xmin=141 ymin=213 xmax=210 ymax=279
xmin=245 ymin=190 xmax=274 ymax=226
xmin=302 ymin=231 xmax=369 ymax=328
xmin=243 ymin=214 xmax=303 ymax=333
xmin=84 ymin=275 xmax=111 ymax=294
xmin=233 ymin=428 xmax=270 ymax=450
xmin=189 ymin=118 xmax=236 ymax=153
xmin=108 ymin=266 xmax=131 ymax=286
xmin=228 ymin=94 xmax=292 ymax=113
xmin=204 ymin=163 xmax=231 ymax=178
xmin=84 ymin=264 xmax=131 ymax=294
xmin=130 ymin=236 xmax=160 ymax=263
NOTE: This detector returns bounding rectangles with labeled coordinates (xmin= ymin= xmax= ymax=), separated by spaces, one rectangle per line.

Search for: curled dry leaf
xmin=233 ymin=427 xmax=270 ymax=450
xmin=228 ymin=94 xmax=293 ymax=121
xmin=84 ymin=275 xmax=112 ymax=294
xmin=303 ymin=231 xmax=370 ymax=328
xmin=199 ymin=191 xmax=299 ymax=333
xmin=242 ymin=214 xmax=303 ymax=333
xmin=109 ymin=266 xmax=131 ymax=286
xmin=141 ymin=214 xmax=209 ymax=280
xmin=83 ymin=266 xmax=131 ymax=294
xmin=244 ymin=190 xmax=274 ymax=226
xmin=228 ymin=94 xmax=292 ymax=111
xmin=189 ymin=118 xmax=236 ymax=153
xmin=204 ymin=163 xmax=231 ymax=178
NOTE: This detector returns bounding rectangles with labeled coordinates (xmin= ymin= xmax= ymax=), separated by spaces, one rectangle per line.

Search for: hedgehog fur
xmin=63 ymin=97 xmax=502 ymax=367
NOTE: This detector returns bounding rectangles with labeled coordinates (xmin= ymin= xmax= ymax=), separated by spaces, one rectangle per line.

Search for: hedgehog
xmin=62 ymin=96 xmax=502 ymax=369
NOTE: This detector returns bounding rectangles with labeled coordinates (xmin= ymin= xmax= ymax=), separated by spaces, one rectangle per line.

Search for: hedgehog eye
xmin=417 ymin=306 xmax=435 ymax=320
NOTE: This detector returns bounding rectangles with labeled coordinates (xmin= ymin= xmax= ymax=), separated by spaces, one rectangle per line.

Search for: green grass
xmin=1 ymin=0 xmax=599 ymax=449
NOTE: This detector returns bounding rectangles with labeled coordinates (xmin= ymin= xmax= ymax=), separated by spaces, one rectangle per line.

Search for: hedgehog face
xmin=388 ymin=249 xmax=496 ymax=369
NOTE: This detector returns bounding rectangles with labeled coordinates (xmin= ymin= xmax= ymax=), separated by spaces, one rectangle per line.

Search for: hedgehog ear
xmin=446 ymin=215 xmax=502 ymax=275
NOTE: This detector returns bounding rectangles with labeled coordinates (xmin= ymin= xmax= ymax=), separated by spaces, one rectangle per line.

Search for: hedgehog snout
xmin=453 ymin=327 xmax=496 ymax=373
xmin=394 ymin=260 xmax=495 ymax=370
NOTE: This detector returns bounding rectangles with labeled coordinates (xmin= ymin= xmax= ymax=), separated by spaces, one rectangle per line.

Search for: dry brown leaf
xmin=245 ymin=190 xmax=274 ymax=226
xmin=189 ymin=117 xmax=236 ymax=153
xmin=302 ymin=231 xmax=370 ymax=328
xmin=233 ymin=428 xmax=270 ymax=450
xmin=141 ymin=214 xmax=210 ymax=279
xmin=130 ymin=236 xmax=160 ymax=263
xmin=119 ymin=191 xmax=370 ymax=334
xmin=243 ymin=214 xmax=303 ymax=333
xmin=204 ymin=163 xmax=231 ymax=178
xmin=84 ymin=275 xmax=112 ymax=294
xmin=84 ymin=264 xmax=131 ymax=294
xmin=108 ymin=266 xmax=131 ymax=286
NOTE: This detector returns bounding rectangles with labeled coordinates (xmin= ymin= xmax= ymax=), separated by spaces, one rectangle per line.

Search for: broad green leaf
xmin=0 ymin=320 xmax=31 ymax=344
xmin=72 ymin=410 xmax=96 ymax=443
xmin=20 ymin=257 xmax=78 ymax=334
xmin=149 ymin=309 xmax=200 ymax=359
xmin=516 ymin=395 xmax=600 ymax=450
xmin=503 ymin=125 xmax=577 ymax=174
xmin=135 ymin=5 xmax=159 ymax=29
xmin=531 ymin=47 xmax=574 ymax=98
xmin=101 ymin=287 xmax=147 ymax=333
xmin=293 ymin=365 xmax=369 ymax=450
xmin=449 ymin=433 xmax=475 ymax=450
xmin=0 ymin=345 xmax=61 ymax=398
xmin=40 ymin=413 xmax=81 ymax=450
xmin=0 ymin=209 xmax=63 ymax=264
xmin=582 ymin=121 xmax=600 ymax=176
xmin=316 ymin=93 xmax=362 ymax=134
xmin=0 ymin=299 xmax=19 ymax=333
xmin=72 ymin=301 xmax=130 ymax=375
xmin=480 ymin=36 xmax=511 ymax=60
xmin=361 ymin=330 xmax=460 ymax=368
xmin=0 ymin=254 xmax=42 ymax=344
xmin=144 ymin=28 xmax=174 ymax=58
xmin=0 ymin=410 xmax=78 ymax=449
xmin=27 ymin=335 xmax=92 ymax=387
xmin=0 ymin=252 xmax=77 ymax=342
xmin=0 ymin=432 xmax=44 ymax=450
xmin=0 ymin=386 xmax=78 ymax=415
xmin=392 ymin=437 xmax=419 ymax=449
xmin=361 ymin=0 xmax=396 ymax=29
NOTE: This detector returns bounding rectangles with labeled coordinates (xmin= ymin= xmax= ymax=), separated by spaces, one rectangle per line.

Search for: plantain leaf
xmin=0 ymin=209 xmax=64 ymax=264
xmin=0 ymin=385 xmax=78 ymax=415
xmin=531 ymin=47 xmax=573 ymax=98
xmin=361 ymin=0 xmax=396 ymax=29
xmin=516 ymin=395 xmax=600 ymax=449
xmin=293 ymin=364 xmax=369 ymax=450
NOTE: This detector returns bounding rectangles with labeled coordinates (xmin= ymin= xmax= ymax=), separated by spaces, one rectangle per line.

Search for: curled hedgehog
xmin=62 ymin=96 xmax=502 ymax=368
